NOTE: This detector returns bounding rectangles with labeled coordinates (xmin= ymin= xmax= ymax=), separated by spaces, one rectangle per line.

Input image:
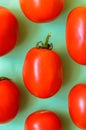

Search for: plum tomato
xmin=0 ymin=6 xmax=18 ymax=56
xmin=66 ymin=6 xmax=86 ymax=65
xmin=25 ymin=110 xmax=62 ymax=130
xmin=0 ymin=77 xmax=20 ymax=123
xmin=68 ymin=84 xmax=86 ymax=129
xmin=19 ymin=0 xmax=64 ymax=23
xmin=22 ymin=34 xmax=63 ymax=98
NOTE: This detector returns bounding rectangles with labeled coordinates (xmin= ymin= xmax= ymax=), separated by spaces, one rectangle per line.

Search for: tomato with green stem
xmin=23 ymin=34 xmax=63 ymax=98
xmin=25 ymin=110 xmax=62 ymax=130
xmin=0 ymin=77 xmax=20 ymax=123
xmin=19 ymin=0 xmax=64 ymax=23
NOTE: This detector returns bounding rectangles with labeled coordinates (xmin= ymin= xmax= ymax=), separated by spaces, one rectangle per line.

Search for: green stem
xmin=36 ymin=34 xmax=53 ymax=50
xmin=0 ymin=77 xmax=9 ymax=81
xmin=45 ymin=34 xmax=51 ymax=47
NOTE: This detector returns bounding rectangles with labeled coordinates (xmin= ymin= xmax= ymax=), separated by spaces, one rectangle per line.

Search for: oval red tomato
xmin=0 ymin=6 xmax=18 ymax=56
xmin=66 ymin=6 xmax=86 ymax=65
xmin=0 ymin=77 xmax=20 ymax=123
xmin=68 ymin=84 xmax=86 ymax=129
xmin=25 ymin=110 xmax=62 ymax=130
xmin=19 ymin=0 xmax=64 ymax=23
xmin=22 ymin=35 xmax=63 ymax=98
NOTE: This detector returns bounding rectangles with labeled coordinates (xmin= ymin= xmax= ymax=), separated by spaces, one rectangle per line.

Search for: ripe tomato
xmin=19 ymin=0 xmax=64 ymax=23
xmin=0 ymin=77 xmax=20 ymax=123
xmin=0 ymin=6 xmax=18 ymax=56
xmin=66 ymin=6 xmax=86 ymax=65
xmin=25 ymin=110 xmax=62 ymax=130
xmin=68 ymin=84 xmax=86 ymax=129
xmin=22 ymin=35 xmax=63 ymax=98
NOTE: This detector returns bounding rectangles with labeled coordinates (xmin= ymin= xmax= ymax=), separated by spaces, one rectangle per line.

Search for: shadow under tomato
xmin=15 ymin=78 xmax=39 ymax=114
xmin=53 ymin=0 xmax=85 ymax=26
xmin=55 ymin=111 xmax=73 ymax=130
xmin=50 ymin=0 xmax=72 ymax=26
xmin=11 ymin=8 xmax=40 ymax=46
xmin=20 ymin=86 xmax=30 ymax=112
xmin=14 ymin=79 xmax=30 ymax=113
xmin=18 ymin=18 xmax=40 ymax=46
xmin=63 ymin=0 xmax=73 ymax=13
xmin=55 ymin=48 xmax=81 ymax=87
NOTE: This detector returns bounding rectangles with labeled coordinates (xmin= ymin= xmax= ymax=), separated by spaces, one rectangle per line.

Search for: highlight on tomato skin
xmin=24 ymin=110 xmax=62 ymax=130
xmin=0 ymin=77 xmax=20 ymax=123
xmin=66 ymin=6 xmax=86 ymax=65
xmin=22 ymin=35 xmax=63 ymax=98
xmin=0 ymin=6 xmax=18 ymax=56
xmin=68 ymin=84 xmax=86 ymax=129
xmin=19 ymin=0 xmax=64 ymax=23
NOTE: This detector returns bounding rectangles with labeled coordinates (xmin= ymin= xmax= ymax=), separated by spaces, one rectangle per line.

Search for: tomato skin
xmin=19 ymin=0 xmax=64 ymax=23
xmin=23 ymin=47 xmax=63 ymax=98
xmin=25 ymin=110 xmax=62 ymax=130
xmin=0 ymin=78 xmax=20 ymax=123
xmin=68 ymin=84 xmax=86 ymax=129
xmin=66 ymin=6 xmax=86 ymax=65
xmin=0 ymin=6 xmax=18 ymax=56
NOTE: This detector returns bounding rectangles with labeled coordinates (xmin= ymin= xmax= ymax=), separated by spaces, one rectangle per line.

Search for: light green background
xmin=0 ymin=0 xmax=86 ymax=130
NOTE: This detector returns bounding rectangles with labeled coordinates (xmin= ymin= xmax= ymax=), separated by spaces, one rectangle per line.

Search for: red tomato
xmin=68 ymin=84 xmax=86 ymax=129
xmin=22 ymin=35 xmax=63 ymax=98
xmin=19 ymin=0 xmax=64 ymax=23
xmin=0 ymin=6 xmax=18 ymax=56
xmin=0 ymin=77 xmax=20 ymax=123
xmin=25 ymin=110 xmax=62 ymax=130
xmin=66 ymin=6 xmax=86 ymax=65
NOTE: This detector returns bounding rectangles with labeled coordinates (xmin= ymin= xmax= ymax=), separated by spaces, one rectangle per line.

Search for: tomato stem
xmin=45 ymin=34 xmax=51 ymax=46
xmin=0 ymin=77 xmax=9 ymax=81
xmin=36 ymin=34 xmax=53 ymax=50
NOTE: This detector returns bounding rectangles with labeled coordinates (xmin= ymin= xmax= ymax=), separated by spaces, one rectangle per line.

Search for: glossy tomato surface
xmin=23 ymin=47 xmax=63 ymax=98
xmin=0 ymin=78 xmax=20 ymax=123
xmin=19 ymin=0 xmax=64 ymax=23
xmin=0 ymin=6 xmax=18 ymax=56
xmin=25 ymin=110 xmax=62 ymax=130
xmin=66 ymin=6 xmax=86 ymax=65
xmin=68 ymin=84 xmax=86 ymax=129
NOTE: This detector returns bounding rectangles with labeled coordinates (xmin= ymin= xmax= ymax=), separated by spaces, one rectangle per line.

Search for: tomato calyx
xmin=36 ymin=34 xmax=53 ymax=50
xmin=0 ymin=77 xmax=10 ymax=81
